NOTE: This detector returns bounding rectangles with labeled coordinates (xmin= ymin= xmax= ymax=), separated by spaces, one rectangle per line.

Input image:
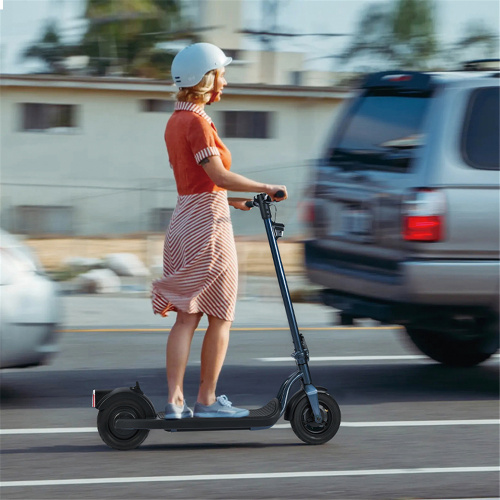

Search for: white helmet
xmin=171 ymin=43 xmax=232 ymax=88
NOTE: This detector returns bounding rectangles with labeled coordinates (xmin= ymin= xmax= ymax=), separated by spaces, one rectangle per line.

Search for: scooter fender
xmin=283 ymin=386 xmax=328 ymax=421
xmin=92 ymin=384 xmax=156 ymax=418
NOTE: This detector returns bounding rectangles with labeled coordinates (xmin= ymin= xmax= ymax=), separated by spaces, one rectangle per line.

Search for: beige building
xmin=177 ymin=0 xmax=338 ymax=87
xmin=0 ymin=74 xmax=349 ymax=237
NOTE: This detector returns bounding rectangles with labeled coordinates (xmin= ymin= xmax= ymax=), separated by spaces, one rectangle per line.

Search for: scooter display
xmin=92 ymin=192 xmax=341 ymax=450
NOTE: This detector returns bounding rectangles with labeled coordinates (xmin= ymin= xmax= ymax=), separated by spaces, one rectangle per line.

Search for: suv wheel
xmin=405 ymin=316 xmax=499 ymax=367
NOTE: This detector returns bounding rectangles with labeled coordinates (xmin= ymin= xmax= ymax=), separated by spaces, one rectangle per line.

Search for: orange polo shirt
xmin=165 ymin=102 xmax=232 ymax=195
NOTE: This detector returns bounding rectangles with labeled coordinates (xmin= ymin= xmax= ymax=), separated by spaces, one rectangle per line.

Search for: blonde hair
xmin=176 ymin=69 xmax=218 ymax=105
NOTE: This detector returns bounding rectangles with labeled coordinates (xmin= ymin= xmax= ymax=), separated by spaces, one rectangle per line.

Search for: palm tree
xmin=454 ymin=20 xmax=499 ymax=66
xmin=82 ymin=0 xmax=164 ymax=75
xmin=341 ymin=0 xmax=438 ymax=71
xmin=23 ymin=0 xmax=184 ymax=77
xmin=23 ymin=21 xmax=72 ymax=74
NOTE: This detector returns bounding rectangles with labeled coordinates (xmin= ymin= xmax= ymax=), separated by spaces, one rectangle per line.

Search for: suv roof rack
xmin=362 ymin=71 xmax=432 ymax=91
xmin=462 ymin=59 xmax=500 ymax=71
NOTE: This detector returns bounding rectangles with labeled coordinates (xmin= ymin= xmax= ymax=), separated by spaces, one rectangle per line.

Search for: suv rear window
xmin=328 ymin=90 xmax=432 ymax=172
xmin=461 ymin=87 xmax=499 ymax=170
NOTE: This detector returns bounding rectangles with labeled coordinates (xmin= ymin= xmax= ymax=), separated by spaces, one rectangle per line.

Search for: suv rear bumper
xmin=305 ymin=243 xmax=499 ymax=311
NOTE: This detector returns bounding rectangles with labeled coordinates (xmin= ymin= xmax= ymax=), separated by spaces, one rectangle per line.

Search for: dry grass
xmin=25 ymin=236 xmax=305 ymax=276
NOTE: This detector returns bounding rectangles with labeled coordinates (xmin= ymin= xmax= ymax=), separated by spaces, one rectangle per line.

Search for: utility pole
xmin=261 ymin=0 xmax=279 ymax=51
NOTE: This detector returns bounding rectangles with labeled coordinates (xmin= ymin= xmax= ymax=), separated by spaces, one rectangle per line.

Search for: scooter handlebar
xmin=245 ymin=190 xmax=286 ymax=208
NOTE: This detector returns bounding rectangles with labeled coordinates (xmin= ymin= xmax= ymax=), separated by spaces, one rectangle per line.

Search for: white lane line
xmin=1 ymin=466 xmax=498 ymax=488
xmin=1 ymin=419 xmax=498 ymax=435
xmin=257 ymin=354 xmax=500 ymax=362
xmin=0 ymin=427 xmax=97 ymax=435
xmin=273 ymin=419 xmax=500 ymax=429
xmin=257 ymin=355 xmax=428 ymax=362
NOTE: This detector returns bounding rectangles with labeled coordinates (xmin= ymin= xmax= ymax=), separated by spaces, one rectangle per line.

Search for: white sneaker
xmin=193 ymin=395 xmax=249 ymax=418
xmin=164 ymin=401 xmax=193 ymax=419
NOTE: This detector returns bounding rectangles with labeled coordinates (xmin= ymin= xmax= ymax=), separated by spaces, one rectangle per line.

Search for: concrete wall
xmin=0 ymin=77 xmax=348 ymax=236
xmin=1 ymin=84 xmax=177 ymax=235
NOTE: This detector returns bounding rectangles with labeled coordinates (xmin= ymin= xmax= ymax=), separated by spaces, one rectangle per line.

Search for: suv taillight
xmin=402 ymin=189 xmax=446 ymax=242
xmin=301 ymin=200 xmax=315 ymax=224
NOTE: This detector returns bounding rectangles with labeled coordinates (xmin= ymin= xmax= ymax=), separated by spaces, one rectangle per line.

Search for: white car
xmin=0 ymin=229 xmax=61 ymax=368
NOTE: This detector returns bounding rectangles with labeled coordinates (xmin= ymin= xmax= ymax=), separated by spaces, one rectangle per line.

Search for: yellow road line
xmin=58 ymin=326 xmax=403 ymax=333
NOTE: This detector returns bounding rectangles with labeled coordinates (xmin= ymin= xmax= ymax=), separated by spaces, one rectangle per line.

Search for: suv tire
xmin=406 ymin=317 xmax=499 ymax=367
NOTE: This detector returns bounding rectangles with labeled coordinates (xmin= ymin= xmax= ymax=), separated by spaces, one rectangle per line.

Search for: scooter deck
xmin=115 ymin=398 xmax=281 ymax=432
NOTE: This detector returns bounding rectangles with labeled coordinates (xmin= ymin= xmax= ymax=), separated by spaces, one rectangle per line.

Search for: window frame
xmin=20 ymin=103 xmax=79 ymax=133
xmin=460 ymin=86 xmax=500 ymax=171
xmin=222 ymin=111 xmax=274 ymax=139
xmin=141 ymin=99 xmax=175 ymax=113
xmin=150 ymin=207 xmax=174 ymax=232
xmin=12 ymin=205 xmax=75 ymax=236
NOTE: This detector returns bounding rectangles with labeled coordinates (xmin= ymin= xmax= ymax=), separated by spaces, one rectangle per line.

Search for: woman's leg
xmin=197 ymin=315 xmax=232 ymax=406
xmin=167 ymin=311 xmax=203 ymax=406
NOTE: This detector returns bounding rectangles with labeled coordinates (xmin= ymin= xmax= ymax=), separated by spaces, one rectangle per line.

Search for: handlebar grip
xmin=275 ymin=190 xmax=285 ymax=199
xmin=245 ymin=200 xmax=254 ymax=208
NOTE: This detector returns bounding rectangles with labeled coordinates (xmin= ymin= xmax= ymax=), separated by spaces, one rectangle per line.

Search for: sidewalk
xmin=60 ymin=294 xmax=336 ymax=329
xmin=59 ymin=276 xmax=336 ymax=329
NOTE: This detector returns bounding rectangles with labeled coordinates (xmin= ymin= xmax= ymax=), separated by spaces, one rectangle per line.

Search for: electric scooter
xmin=92 ymin=192 xmax=341 ymax=450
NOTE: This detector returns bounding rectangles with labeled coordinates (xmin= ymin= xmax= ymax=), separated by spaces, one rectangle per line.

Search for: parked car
xmin=304 ymin=67 xmax=499 ymax=367
xmin=0 ymin=229 xmax=61 ymax=368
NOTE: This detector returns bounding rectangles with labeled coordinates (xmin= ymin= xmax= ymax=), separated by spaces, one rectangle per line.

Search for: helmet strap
xmin=206 ymin=69 xmax=220 ymax=105
xmin=207 ymin=91 xmax=217 ymax=105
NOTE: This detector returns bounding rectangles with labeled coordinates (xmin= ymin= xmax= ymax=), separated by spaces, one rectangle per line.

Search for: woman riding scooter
xmin=151 ymin=43 xmax=287 ymax=419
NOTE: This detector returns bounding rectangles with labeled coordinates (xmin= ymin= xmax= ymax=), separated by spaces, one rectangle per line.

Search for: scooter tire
xmin=97 ymin=397 xmax=150 ymax=450
xmin=290 ymin=392 xmax=341 ymax=445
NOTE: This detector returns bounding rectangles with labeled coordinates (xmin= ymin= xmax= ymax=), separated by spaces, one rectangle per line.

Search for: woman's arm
xmin=227 ymin=198 xmax=252 ymax=211
xmin=201 ymin=156 xmax=287 ymax=200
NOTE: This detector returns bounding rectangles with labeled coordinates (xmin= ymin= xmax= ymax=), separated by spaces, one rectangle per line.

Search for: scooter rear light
xmin=92 ymin=390 xmax=96 ymax=408
xmin=402 ymin=189 xmax=446 ymax=242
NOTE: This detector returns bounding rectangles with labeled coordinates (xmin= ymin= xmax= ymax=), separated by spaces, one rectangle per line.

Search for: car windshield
xmin=328 ymin=90 xmax=432 ymax=171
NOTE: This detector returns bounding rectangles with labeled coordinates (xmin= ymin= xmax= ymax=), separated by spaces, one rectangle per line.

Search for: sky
xmin=0 ymin=0 xmax=499 ymax=74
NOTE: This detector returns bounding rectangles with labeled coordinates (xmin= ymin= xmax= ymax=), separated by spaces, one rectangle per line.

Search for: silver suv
xmin=305 ymin=68 xmax=499 ymax=366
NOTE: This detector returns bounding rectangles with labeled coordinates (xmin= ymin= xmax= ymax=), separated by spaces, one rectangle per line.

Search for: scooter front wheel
xmin=97 ymin=397 xmax=150 ymax=450
xmin=290 ymin=392 xmax=341 ymax=445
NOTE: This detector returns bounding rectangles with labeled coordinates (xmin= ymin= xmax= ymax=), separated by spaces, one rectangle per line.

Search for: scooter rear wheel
xmin=290 ymin=392 xmax=341 ymax=445
xmin=97 ymin=397 xmax=150 ymax=450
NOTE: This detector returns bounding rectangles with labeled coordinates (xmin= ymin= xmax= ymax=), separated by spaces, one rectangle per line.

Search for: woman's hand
xmin=228 ymin=198 xmax=252 ymax=211
xmin=265 ymin=185 xmax=288 ymax=202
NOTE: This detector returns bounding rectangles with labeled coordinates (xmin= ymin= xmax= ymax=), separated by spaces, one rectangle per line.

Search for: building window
xmin=150 ymin=208 xmax=174 ymax=232
xmin=222 ymin=111 xmax=273 ymax=139
xmin=290 ymin=71 xmax=303 ymax=86
xmin=21 ymin=103 xmax=78 ymax=132
xmin=13 ymin=205 xmax=74 ymax=235
xmin=141 ymin=99 xmax=175 ymax=113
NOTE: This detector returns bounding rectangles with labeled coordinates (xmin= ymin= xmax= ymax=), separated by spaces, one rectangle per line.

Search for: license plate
xmin=340 ymin=207 xmax=373 ymax=236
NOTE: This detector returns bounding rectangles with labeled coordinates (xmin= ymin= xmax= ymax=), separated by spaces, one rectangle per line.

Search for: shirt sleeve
xmin=187 ymin=116 xmax=220 ymax=164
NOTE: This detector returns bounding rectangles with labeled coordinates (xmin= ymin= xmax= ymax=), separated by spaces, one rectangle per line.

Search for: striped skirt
xmin=151 ymin=191 xmax=238 ymax=322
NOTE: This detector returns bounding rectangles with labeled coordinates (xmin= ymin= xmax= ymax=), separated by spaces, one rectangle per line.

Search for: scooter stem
xmin=263 ymin=216 xmax=305 ymax=355
xmin=254 ymin=197 xmax=302 ymax=354
xmin=254 ymin=195 xmax=322 ymax=422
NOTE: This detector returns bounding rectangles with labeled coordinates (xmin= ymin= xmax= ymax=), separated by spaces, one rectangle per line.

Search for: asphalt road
xmin=1 ymin=296 xmax=499 ymax=500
